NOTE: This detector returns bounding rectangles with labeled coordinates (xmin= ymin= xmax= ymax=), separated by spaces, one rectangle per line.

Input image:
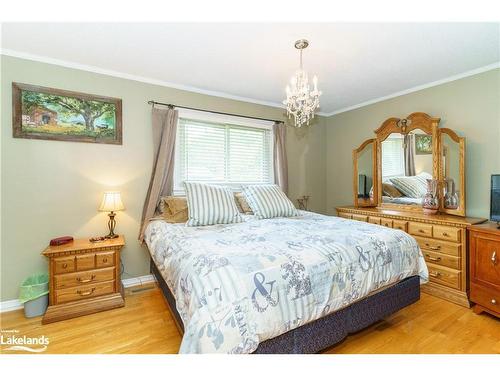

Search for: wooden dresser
xmin=336 ymin=206 xmax=486 ymax=307
xmin=42 ymin=236 xmax=125 ymax=324
xmin=468 ymin=223 xmax=500 ymax=318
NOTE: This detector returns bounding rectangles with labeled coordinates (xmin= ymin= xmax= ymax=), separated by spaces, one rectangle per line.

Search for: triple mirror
xmin=353 ymin=112 xmax=466 ymax=216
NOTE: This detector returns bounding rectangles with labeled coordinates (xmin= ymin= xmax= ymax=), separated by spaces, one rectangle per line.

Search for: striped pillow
xmin=184 ymin=182 xmax=243 ymax=226
xmin=242 ymin=184 xmax=298 ymax=219
xmin=389 ymin=174 xmax=429 ymax=198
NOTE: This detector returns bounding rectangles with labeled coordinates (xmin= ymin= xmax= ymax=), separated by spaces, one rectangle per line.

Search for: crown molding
xmin=2 ymin=48 xmax=497 ymax=118
xmin=323 ymin=62 xmax=500 ymax=117
xmin=0 ymin=48 xmax=292 ymax=112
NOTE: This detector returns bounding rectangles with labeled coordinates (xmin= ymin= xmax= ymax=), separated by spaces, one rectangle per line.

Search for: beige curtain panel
xmin=139 ymin=107 xmax=179 ymax=241
xmin=273 ymin=122 xmax=288 ymax=195
xmin=404 ymin=133 xmax=416 ymax=176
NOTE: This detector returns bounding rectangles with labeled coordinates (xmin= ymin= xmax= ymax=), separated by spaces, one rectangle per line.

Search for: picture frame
xmin=12 ymin=83 xmax=122 ymax=145
xmin=415 ymin=133 xmax=432 ymax=154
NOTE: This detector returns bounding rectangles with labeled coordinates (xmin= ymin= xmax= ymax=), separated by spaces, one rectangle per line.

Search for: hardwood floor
xmin=1 ymin=284 xmax=499 ymax=354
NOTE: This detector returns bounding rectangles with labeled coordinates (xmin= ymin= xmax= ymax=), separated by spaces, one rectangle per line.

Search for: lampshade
xmin=99 ymin=191 xmax=125 ymax=212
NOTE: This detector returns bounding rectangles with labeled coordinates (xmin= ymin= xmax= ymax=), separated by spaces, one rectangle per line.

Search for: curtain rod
xmin=147 ymin=100 xmax=285 ymax=124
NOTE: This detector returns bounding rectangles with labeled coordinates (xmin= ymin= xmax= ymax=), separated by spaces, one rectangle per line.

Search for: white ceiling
xmin=2 ymin=23 xmax=499 ymax=115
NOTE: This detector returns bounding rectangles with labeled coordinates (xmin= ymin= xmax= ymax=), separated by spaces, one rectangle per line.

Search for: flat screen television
xmin=491 ymin=174 xmax=500 ymax=223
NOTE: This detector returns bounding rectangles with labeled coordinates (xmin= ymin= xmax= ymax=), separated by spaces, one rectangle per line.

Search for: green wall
xmin=326 ymin=68 xmax=500 ymax=218
xmin=0 ymin=55 xmax=327 ymax=301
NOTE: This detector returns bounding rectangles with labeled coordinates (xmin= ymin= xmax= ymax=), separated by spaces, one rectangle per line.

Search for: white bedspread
xmin=145 ymin=211 xmax=428 ymax=353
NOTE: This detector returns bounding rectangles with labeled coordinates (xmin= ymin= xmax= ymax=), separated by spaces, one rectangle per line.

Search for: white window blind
xmin=382 ymin=135 xmax=405 ymax=178
xmin=174 ymin=115 xmax=273 ymax=193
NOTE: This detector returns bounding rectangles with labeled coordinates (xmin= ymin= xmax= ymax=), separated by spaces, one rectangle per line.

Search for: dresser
xmin=468 ymin=223 xmax=500 ymax=318
xmin=41 ymin=236 xmax=125 ymax=324
xmin=336 ymin=207 xmax=486 ymax=307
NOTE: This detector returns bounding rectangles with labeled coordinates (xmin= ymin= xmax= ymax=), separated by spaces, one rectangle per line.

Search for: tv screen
xmin=491 ymin=175 xmax=500 ymax=222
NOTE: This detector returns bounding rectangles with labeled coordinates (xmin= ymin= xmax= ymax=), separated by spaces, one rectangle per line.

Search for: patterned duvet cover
xmin=145 ymin=211 xmax=428 ymax=353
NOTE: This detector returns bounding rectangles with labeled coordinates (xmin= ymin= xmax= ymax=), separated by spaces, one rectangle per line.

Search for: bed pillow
xmin=242 ymin=184 xmax=298 ymax=219
xmin=159 ymin=196 xmax=189 ymax=223
xmin=389 ymin=174 xmax=429 ymax=198
xmin=184 ymin=182 xmax=243 ymax=226
xmin=382 ymin=182 xmax=403 ymax=198
xmin=234 ymin=192 xmax=253 ymax=214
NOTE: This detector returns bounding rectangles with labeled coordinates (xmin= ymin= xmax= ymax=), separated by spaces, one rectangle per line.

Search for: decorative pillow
xmin=159 ymin=196 xmax=189 ymax=223
xmin=234 ymin=192 xmax=253 ymax=214
xmin=184 ymin=182 xmax=243 ymax=226
xmin=242 ymin=184 xmax=298 ymax=219
xmin=389 ymin=174 xmax=429 ymax=198
xmin=382 ymin=182 xmax=403 ymax=198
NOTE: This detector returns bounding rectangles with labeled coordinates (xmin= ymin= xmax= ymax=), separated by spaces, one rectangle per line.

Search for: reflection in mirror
xmin=442 ymin=133 xmax=460 ymax=210
xmin=357 ymin=142 xmax=374 ymax=206
xmin=380 ymin=129 xmax=433 ymax=206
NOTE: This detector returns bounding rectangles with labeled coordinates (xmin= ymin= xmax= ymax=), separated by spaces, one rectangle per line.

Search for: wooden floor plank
xmin=1 ymin=286 xmax=498 ymax=354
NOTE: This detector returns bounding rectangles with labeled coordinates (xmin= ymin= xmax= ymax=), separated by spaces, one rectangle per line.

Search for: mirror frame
xmin=374 ymin=112 xmax=441 ymax=213
xmin=353 ymin=138 xmax=378 ymax=207
xmin=438 ymin=128 xmax=466 ymax=217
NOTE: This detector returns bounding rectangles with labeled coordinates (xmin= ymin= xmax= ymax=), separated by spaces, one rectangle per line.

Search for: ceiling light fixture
xmin=283 ymin=39 xmax=322 ymax=128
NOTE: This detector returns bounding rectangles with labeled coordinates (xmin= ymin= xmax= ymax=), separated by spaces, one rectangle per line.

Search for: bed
xmin=144 ymin=211 xmax=428 ymax=354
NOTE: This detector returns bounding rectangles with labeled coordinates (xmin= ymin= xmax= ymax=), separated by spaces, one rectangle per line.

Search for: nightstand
xmin=41 ymin=236 xmax=125 ymax=324
xmin=468 ymin=223 xmax=500 ymax=318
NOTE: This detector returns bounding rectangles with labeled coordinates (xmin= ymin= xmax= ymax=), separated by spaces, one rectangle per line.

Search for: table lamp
xmin=99 ymin=191 xmax=125 ymax=239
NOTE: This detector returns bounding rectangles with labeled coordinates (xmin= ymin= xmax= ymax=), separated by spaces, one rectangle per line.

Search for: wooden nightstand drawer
xmin=55 ymin=280 xmax=115 ymax=304
xmin=96 ymin=251 xmax=115 ymax=268
xmin=392 ymin=219 xmax=408 ymax=232
xmin=380 ymin=218 xmax=393 ymax=228
xmin=433 ymin=225 xmax=461 ymax=242
xmin=54 ymin=256 xmax=75 ymax=274
xmin=351 ymin=214 xmax=368 ymax=222
xmin=54 ymin=267 xmax=115 ymax=289
xmin=428 ymin=264 xmax=460 ymax=290
xmin=470 ymin=283 xmax=499 ymax=314
xmin=76 ymin=253 xmax=95 ymax=271
xmin=408 ymin=222 xmax=433 ymax=238
xmin=368 ymin=216 xmax=381 ymax=225
xmin=422 ymin=249 xmax=460 ymax=270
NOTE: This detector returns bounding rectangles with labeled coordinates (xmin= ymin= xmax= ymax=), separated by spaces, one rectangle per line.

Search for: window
xmin=382 ymin=134 xmax=405 ymax=178
xmin=173 ymin=109 xmax=274 ymax=193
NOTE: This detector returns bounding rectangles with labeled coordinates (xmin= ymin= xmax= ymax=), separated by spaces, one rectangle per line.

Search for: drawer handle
xmin=103 ymin=258 xmax=108 ymax=263
xmin=429 ymin=271 xmax=441 ymax=278
xmin=492 ymin=299 xmax=497 ymax=305
xmin=428 ymin=245 xmax=441 ymax=251
xmin=425 ymin=255 xmax=442 ymax=262
xmin=62 ymin=263 xmax=68 ymax=269
xmin=77 ymin=288 xmax=96 ymax=296
xmin=76 ymin=275 xmax=96 ymax=283
xmin=418 ymin=229 xmax=425 ymax=233
xmin=442 ymin=232 xmax=449 ymax=237
xmin=492 ymin=251 xmax=497 ymax=265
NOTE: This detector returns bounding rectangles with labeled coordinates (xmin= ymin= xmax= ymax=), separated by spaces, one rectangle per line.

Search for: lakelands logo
xmin=1 ymin=329 xmax=49 ymax=353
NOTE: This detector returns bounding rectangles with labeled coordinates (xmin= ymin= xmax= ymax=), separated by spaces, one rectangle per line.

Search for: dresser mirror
xmin=352 ymin=112 xmax=466 ymax=216
xmin=353 ymin=139 xmax=377 ymax=207
xmin=439 ymin=128 xmax=466 ymax=216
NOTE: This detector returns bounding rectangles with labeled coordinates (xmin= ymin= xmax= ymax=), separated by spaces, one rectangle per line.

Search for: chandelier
xmin=283 ymin=39 xmax=322 ymax=128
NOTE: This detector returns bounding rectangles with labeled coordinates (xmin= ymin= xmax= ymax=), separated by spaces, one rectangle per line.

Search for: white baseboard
xmin=0 ymin=274 xmax=156 ymax=313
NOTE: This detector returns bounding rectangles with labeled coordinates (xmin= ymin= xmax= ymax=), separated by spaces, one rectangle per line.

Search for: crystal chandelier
xmin=283 ymin=39 xmax=322 ymax=128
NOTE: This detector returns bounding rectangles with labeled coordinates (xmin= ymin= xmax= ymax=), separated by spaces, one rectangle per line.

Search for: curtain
xmin=139 ymin=107 xmax=179 ymax=241
xmin=404 ymin=134 xmax=416 ymax=176
xmin=273 ymin=122 xmax=288 ymax=195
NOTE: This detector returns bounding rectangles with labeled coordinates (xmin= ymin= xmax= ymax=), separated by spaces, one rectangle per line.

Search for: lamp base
xmin=105 ymin=234 xmax=119 ymax=239
xmin=106 ymin=211 xmax=119 ymax=239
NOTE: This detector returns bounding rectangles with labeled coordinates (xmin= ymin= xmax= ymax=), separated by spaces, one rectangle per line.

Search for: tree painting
xmin=13 ymin=83 xmax=122 ymax=144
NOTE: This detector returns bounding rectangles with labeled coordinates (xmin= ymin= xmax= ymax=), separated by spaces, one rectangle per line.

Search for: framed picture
xmin=415 ymin=134 xmax=432 ymax=154
xmin=12 ymin=83 xmax=122 ymax=145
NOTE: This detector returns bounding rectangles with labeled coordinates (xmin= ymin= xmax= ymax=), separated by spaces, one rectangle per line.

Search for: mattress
xmin=145 ymin=211 xmax=428 ymax=353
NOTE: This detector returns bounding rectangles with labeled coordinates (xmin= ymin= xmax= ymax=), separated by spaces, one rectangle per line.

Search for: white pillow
xmin=242 ymin=184 xmax=298 ymax=219
xmin=390 ymin=173 xmax=430 ymax=198
xmin=184 ymin=182 xmax=243 ymax=226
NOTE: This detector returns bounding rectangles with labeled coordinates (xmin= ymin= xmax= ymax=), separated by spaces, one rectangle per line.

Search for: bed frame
xmin=150 ymin=259 xmax=420 ymax=354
